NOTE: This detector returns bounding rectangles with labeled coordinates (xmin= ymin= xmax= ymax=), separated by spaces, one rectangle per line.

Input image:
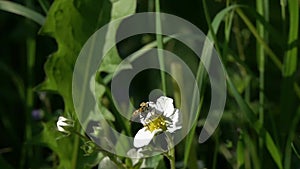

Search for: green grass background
xmin=0 ymin=0 xmax=299 ymax=168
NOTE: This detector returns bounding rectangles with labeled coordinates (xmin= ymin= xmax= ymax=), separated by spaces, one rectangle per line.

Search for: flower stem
xmin=165 ymin=133 xmax=176 ymax=169
xmin=71 ymin=123 xmax=80 ymax=169
xmin=72 ymin=131 xmax=126 ymax=169
xmin=169 ymin=147 xmax=176 ymax=169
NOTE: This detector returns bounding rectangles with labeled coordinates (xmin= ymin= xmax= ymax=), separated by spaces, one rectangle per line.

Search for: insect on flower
xmin=131 ymin=102 xmax=150 ymax=121
xmin=133 ymin=96 xmax=182 ymax=148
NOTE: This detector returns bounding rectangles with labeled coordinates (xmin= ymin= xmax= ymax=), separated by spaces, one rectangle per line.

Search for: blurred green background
xmin=0 ymin=0 xmax=299 ymax=168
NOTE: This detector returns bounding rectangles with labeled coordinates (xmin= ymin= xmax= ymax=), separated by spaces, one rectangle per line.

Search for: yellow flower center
xmin=145 ymin=116 xmax=167 ymax=132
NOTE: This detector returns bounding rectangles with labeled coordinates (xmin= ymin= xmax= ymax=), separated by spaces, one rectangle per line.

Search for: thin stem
xmin=236 ymin=7 xmax=300 ymax=103
xmin=71 ymin=123 xmax=80 ymax=169
xmin=212 ymin=129 xmax=219 ymax=169
xmin=236 ymin=8 xmax=282 ymax=70
xmin=165 ymin=134 xmax=176 ymax=169
xmin=291 ymin=142 xmax=300 ymax=159
xmin=280 ymin=0 xmax=286 ymax=40
xmin=167 ymin=148 xmax=175 ymax=169
xmin=284 ymin=108 xmax=300 ymax=169
xmin=155 ymin=0 xmax=166 ymax=95
xmin=20 ymin=16 xmax=36 ymax=167
xmin=72 ymin=130 xmax=126 ymax=169
xmin=256 ymin=0 xmax=265 ymax=127
xmin=183 ymin=95 xmax=204 ymax=168
xmin=184 ymin=0 xmax=218 ymax=167
xmin=256 ymin=0 xmax=267 ymax=165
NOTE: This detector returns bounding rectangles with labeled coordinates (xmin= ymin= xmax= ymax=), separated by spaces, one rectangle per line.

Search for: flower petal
xmin=167 ymin=109 xmax=182 ymax=133
xmin=127 ymin=148 xmax=144 ymax=165
xmin=57 ymin=125 xmax=66 ymax=132
xmin=56 ymin=116 xmax=74 ymax=133
xmin=156 ymin=96 xmax=174 ymax=117
xmin=134 ymin=127 xmax=161 ymax=148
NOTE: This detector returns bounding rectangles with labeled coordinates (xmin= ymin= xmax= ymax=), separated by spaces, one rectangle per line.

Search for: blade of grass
xmin=256 ymin=0 xmax=265 ymax=134
xmin=184 ymin=96 xmax=204 ymax=169
xmin=236 ymin=6 xmax=300 ymax=99
xmin=280 ymin=0 xmax=287 ymax=39
xmin=202 ymin=4 xmax=283 ymax=168
xmin=20 ymin=32 xmax=36 ymax=169
xmin=223 ymin=0 xmax=234 ymax=63
xmin=237 ymin=135 xmax=245 ymax=168
xmin=243 ymin=132 xmax=261 ymax=169
xmin=0 ymin=1 xmax=45 ymax=25
xmin=227 ymin=75 xmax=283 ymax=169
xmin=212 ymin=129 xmax=220 ymax=169
xmin=241 ymin=6 xmax=286 ymax=46
xmin=37 ymin=0 xmax=50 ymax=14
xmin=280 ymin=0 xmax=299 ymax=152
xmin=155 ymin=0 xmax=166 ymax=95
xmin=0 ymin=62 xmax=25 ymax=101
xmin=236 ymin=8 xmax=282 ymax=70
xmin=183 ymin=4 xmax=241 ymax=168
xmin=256 ymin=0 xmax=268 ymax=165
xmin=291 ymin=142 xmax=300 ymax=159
xmin=284 ymin=107 xmax=300 ymax=169
xmin=209 ymin=6 xmax=283 ymax=165
xmin=283 ymin=0 xmax=298 ymax=77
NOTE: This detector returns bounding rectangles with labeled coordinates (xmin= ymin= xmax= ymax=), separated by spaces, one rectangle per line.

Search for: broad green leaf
xmin=77 ymin=149 xmax=104 ymax=169
xmin=36 ymin=0 xmax=137 ymax=168
xmin=37 ymin=0 xmax=110 ymax=113
xmin=75 ymin=0 xmax=137 ymax=135
xmin=36 ymin=0 xmax=115 ymax=168
xmin=32 ymin=120 xmax=73 ymax=169
xmin=32 ymin=119 xmax=104 ymax=169
xmin=99 ymin=0 xmax=137 ymax=73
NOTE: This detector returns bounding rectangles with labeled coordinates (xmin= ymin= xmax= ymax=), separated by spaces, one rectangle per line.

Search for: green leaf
xmin=73 ymin=0 xmax=137 ymax=135
xmin=143 ymin=155 xmax=164 ymax=169
xmin=36 ymin=0 xmax=116 ymax=168
xmin=32 ymin=120 xmax=73 ymax=169
xmin=37 ymin=0 xmax=137 ymax=168
xmin=37 ymin=0 xmax=110 ymax=113
xmin=0 ymin=1 xmax=45 ymax=25
xmin=99 ymin=0 xmax=137 ymax=73
xmin=77 ymin=149 xmax=104 ymax=169
xmin=32 ymin=119 xmax=104 ymax=169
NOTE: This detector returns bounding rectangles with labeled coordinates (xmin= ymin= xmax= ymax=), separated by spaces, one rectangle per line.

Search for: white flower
xmin=133 ymin=96 xmax=182 ymax=148
xmin=56 ymin=116 xmax=74 ymax=134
